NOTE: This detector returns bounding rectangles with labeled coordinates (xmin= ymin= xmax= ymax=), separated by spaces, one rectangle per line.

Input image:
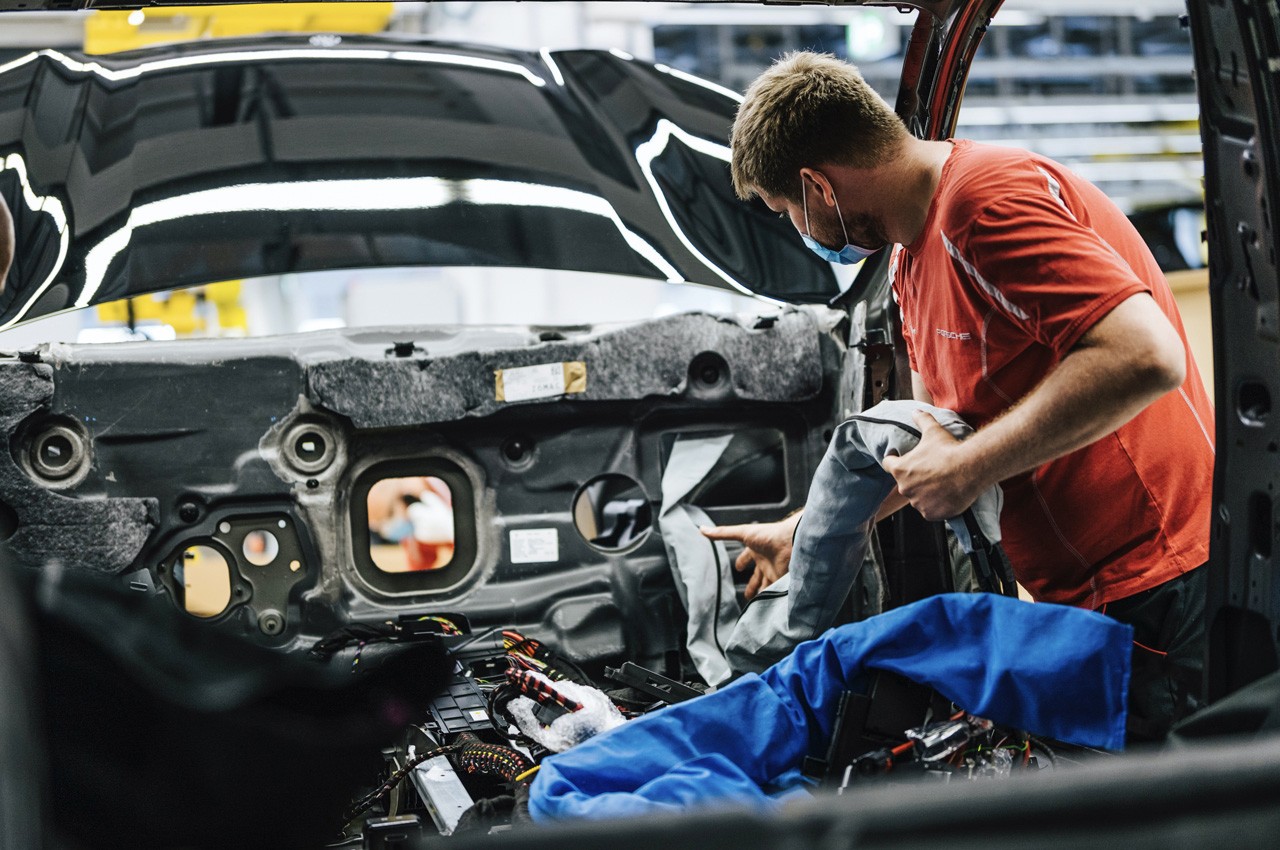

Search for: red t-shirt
xmin=892 ymin=140 xmax=1214 ymax=608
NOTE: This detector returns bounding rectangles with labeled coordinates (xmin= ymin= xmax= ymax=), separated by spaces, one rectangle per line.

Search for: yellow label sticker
xmin=495 ymin=361 xmax=587 ymax=402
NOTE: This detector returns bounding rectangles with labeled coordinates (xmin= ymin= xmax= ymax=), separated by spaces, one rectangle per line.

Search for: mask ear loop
xmin=801 ymin=176 xmax=813 ymax=238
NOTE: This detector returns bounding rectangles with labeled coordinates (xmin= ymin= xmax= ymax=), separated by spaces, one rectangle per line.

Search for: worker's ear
xmin=798 ymin=167 xmax=837 ymax=208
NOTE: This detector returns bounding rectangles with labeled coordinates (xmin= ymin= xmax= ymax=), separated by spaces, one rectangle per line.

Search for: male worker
xmin=703 ymin=52 xmax=1214 ymax=739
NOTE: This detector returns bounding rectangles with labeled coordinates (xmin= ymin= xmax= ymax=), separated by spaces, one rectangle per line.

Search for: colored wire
xmin=310 ymin=622 xmax=398 ymax=660
xmin=351 ymin=640 xmax=366 ymax=673
xmin=453 ymin=731 xmax=534 ymax=782
xmin=507 ymin=667 xmax=585 ymax=713
xmin=502 ymin=629 xmax=592 ymax=684
xmin=313 ymin=616 xmax=462 ymax=665
xmin=418 ymin=615 xmax=463 ymax=635
xmin=445 ymin=626 xmax=510 ymax=656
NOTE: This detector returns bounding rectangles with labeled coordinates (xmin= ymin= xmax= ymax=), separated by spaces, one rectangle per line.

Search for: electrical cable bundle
xmin=501 ymin=630 xmax=592 ymax=685
xmin=340 ymin=744 xmax=457 ymax=827
xmin=507 ymin=667 xmax=585 ymax=714
xmin=310 ymin=622 xmax=399 ymax=662
xmin=340 ymin=731 xmax=534 ymax=828
xmin=843 ymin=714 xmax=1058 ymax=787
xmin=453 ymin=731 xmax=534 ymax=783
xmin=417 ymin=615 xmax=464 ymax=636
xmin=337 ymin=624 xmax=564 ymax=833
xmin=487 ymin=634 xmax=625 ymax=746
xmin=310 ymin=615 xmax=466 ymax=662
xmin=482 ymin=630 xmax=605 ymax=746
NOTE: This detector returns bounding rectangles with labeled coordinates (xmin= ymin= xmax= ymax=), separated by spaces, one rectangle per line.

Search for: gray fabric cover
xmin=657 ymin=434 xmax=741 ymax=687
xmin=0 ymin=363 xmax=158 ymax=574
xmin=308 ymin=311 xmax=822 ymax=429
xmin=726 ymin=399 xmax=1003 ymax=673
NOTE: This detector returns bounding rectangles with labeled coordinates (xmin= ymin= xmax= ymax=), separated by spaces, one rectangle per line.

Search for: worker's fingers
xmin=912 ymin=409 xmax=956 ymax=442
xmin=734 ymin=546 xmax=755 ymax=572
xmin=744 ymin=567 xmax=764 ymax=600
xmin=699 ymin=523 xmax=752 ymax=542
xmin=881 ymin=453 xmax=901 ymax=476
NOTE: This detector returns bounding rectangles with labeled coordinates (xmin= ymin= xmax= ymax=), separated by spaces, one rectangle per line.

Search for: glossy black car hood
xmin=0 ymin=35 xmax=841 ymax=329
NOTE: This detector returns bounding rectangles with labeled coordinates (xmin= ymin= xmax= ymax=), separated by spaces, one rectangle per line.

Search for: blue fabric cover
xmin=530 ymin=593 xmax=1131 ymax=822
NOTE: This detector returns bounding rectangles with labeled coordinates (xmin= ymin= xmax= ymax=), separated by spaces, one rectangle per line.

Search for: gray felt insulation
xmin=0 ymin=362 xmax=158 ymax=574
xmin=0 ymin=309 xmax=825 ymax=574
xmin=309 ymin=310 xmax=823 ymax=429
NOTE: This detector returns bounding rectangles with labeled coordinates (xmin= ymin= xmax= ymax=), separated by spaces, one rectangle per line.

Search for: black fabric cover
xmin=1171 ymin=670 xmax=1280 ymax=742
xmin=25 ymin=565 xmax=449 ymax=849
xmin=0 ymin=557 xmax=44 ymax=850
xmin=448 ymin=734 xmax=1280 ymax=850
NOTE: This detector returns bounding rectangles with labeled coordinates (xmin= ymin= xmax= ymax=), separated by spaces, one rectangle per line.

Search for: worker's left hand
xmin=881 ymin=410 xmax=986 ymax=521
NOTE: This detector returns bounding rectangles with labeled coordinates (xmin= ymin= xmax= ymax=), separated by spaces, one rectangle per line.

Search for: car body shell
xmin=0 ymin=1 xmax=1277 ymax=847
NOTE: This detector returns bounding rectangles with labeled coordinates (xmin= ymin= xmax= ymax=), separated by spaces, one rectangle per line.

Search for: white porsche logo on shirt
xmin=935 ymin=328 xmax=973 ymax=340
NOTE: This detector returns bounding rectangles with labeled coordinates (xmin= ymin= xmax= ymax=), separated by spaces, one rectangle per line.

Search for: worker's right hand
xmin=699 ymin=512 xmax=803 ymax=601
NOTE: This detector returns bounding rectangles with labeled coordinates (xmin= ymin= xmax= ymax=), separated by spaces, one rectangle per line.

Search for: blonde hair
xmin=730 ymin=52 xmax=908 ymax=201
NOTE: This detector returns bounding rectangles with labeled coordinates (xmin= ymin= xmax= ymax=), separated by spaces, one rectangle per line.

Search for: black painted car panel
xmin=0 ymin=36 xmax=840 ymax=330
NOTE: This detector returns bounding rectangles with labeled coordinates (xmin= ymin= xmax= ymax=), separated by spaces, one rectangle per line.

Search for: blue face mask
xmin=382 ymin=516 xmax=413 ymax=543
xmin=801 ymin=179 xmax=881 ymax=265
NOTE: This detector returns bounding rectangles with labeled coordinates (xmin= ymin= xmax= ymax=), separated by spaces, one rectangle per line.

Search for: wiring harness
xmin=485 ymin=629 xmax=622 ymax=743
xmin=340 ymin=731 xmax=535 ymax=828
xmin=338 ymin=625 xmax=595 ymax=834
xmin=453 ymin=731 xmax=534 ymax=782
xmin=838 ymin=711 xmax=1057 ymax=790
xmin=310 ymin=615 xmax=467 ymax=664
xmin=341 ymin=743 xmax=458 ymax=827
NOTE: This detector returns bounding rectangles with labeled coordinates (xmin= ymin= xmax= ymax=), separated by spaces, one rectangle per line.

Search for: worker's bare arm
xmin=911 ymin=370 xmax=934 ymax=405
xmin=883 ymin=292 xmax=1185 ymax=520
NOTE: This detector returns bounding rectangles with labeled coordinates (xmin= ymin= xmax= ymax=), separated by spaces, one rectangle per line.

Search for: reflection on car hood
xmin=0 ymin=35 xmax=840 ymax=329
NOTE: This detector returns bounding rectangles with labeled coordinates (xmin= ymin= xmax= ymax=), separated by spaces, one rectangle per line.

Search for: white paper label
xmin=501 ymin=362 xmax=566 ymax=402
xmin=510 ymin=528 xmax=559 ymax=564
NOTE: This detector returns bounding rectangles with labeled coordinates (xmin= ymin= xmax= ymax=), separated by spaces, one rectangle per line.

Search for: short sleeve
xmin=948 ymin=191 xmax=1151 ymax=354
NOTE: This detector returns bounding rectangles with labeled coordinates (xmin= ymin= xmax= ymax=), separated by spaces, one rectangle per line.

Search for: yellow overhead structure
xmin=204 ymin=280 xmax=249 ymax=332
xmin=85 ymin=3 xmax=394 ymax=54
xmin=96 ymin=281 xmax=249 ymax=337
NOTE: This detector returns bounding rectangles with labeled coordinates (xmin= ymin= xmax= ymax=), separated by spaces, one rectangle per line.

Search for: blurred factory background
xmin=0 ymin=1 xmax=1209 ymax=385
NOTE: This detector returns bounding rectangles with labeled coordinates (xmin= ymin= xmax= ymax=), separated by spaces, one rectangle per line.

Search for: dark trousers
xmin=1099 ymin=565 xmax=1207 ymax=744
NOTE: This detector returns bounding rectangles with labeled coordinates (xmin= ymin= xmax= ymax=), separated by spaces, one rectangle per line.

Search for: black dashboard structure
xmin=0 ymin=308 xmax=853 ymax=668
xmin=0 ymin=304 xmax=882 ymax=849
